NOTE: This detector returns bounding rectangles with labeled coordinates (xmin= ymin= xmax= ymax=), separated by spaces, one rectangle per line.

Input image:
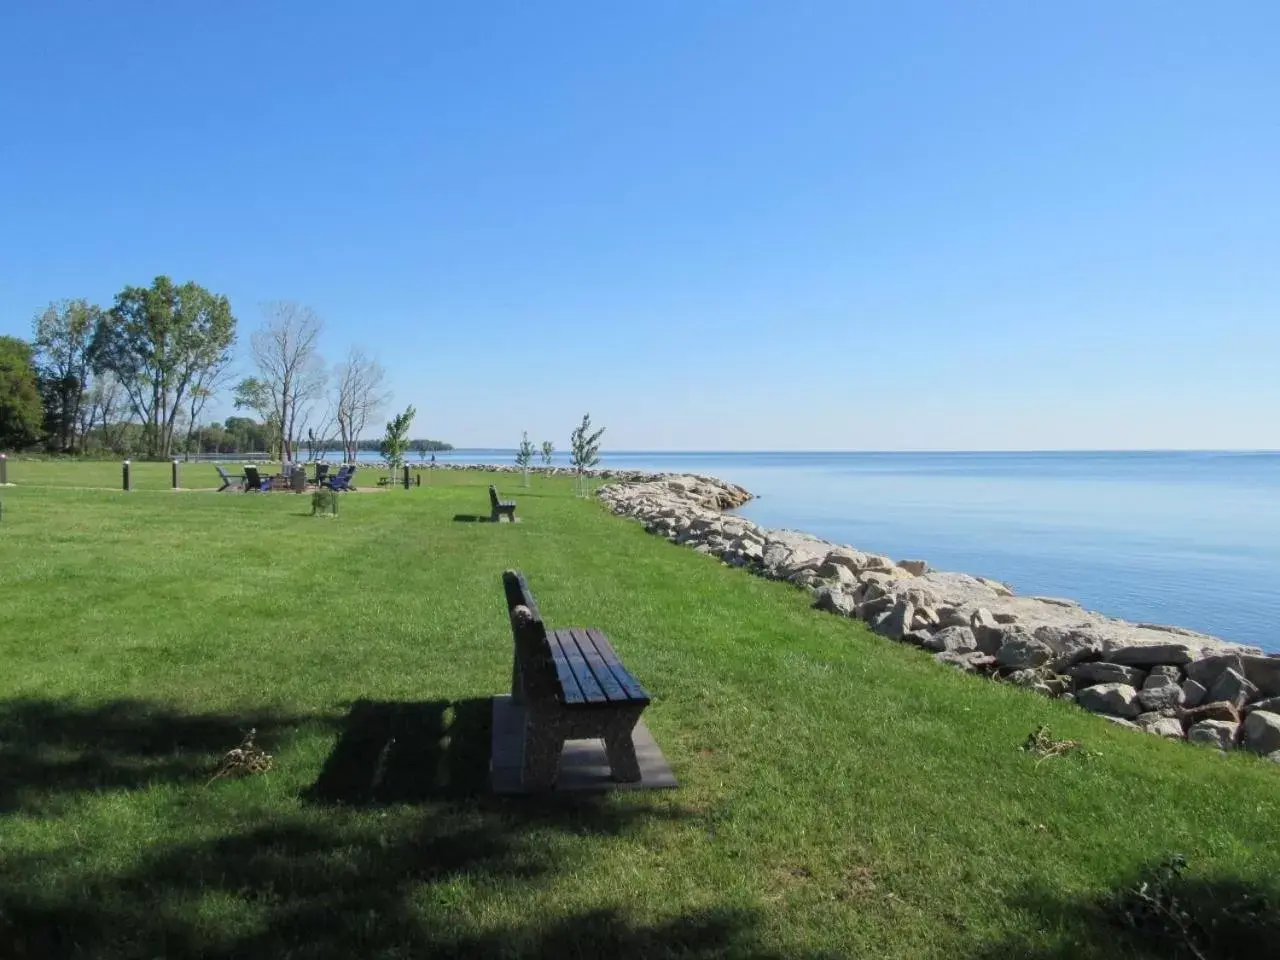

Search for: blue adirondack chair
xmin=324 ymin=465 xmax=356 ymax=492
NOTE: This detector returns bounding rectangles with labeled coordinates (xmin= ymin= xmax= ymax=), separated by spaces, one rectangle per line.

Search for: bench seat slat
xmin=551 ymin=629 xmax=607 ymax=703
xmin=546 ymin=631 xmax=586 ymax=704
xmin=585 ymin=628 xmax=650 ymax=703
xmin=568 ymin=627 xmax=630 ymax=703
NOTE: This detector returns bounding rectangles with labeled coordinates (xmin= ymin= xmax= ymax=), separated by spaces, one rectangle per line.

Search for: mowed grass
xmin=0 ymin=464 xmax=1276 ymax=958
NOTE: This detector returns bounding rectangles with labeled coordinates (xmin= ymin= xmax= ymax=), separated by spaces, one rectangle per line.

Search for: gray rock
xmin=934 ymin=650 xmax=997 ymax=672
xmin=1106 ymin=643 xmax=1195 ymax=666
xmin=993 ymin=611 xmax=1020 ymax=625
xmin=1184 ymin=654 xmax=1243 ymax=690
xmin=822 ymin=547 xmax=868 ymax=574
xmin=815 ymin=562 xmax=859 ymax=587
xmin=996 ymin=636 xmax=1054 ymax=670
xmin=977 ymin=576 xmax=1014 ymax=597
xmin=1005 ymin=667 xmax=1049 ymax=689
xmin=1208 ymin=667 xmax=1260 ymax=710
xmin=1244 ymin=695 xmax=1280 ymax=714
xmin=937 ymin=606 xmax=973 ymax=629
xmin=1099 ymin=715 xmax=1140 ymax=730
xmin=1070 ymin=662 xmax=1147 ymax=687
xmin=1241 ymin=655 xmax=1280 ymax=697
xmin=1243 ymin=710 xmax=1280 ymax=755
xmin=812 ymin=586 xmax=857 ymax=618
xmin=857 ymin=594 xmax=893 ymax=620
xmin=1181 ymin=701 xmax=1243 ymax=725
xmin=1187 ymin=720 xmax=1239 ymax=751
xmin=921 ymin=625 xmax=978 ymax=654
xmin=912 ymin=606 xmax=940 ymax=630
xmin=1033 ymin=626 xmax=1103 ymax=668
xmin=971 ymin=607 xmax=999 ymax=638
xmin=858 ymin=571 xmax=897 ymax=590
xmin=1139 ymin=674 xmax=1185 ymax=711
xmin=1076 ymin=683 xmax=1142 ymax=718
xmin=1181 ymin=679 xmax=1208 ymax=709
xmin=1149 ymin=664 xmax=1183 ymax=680
xmin=897 ymin=559 xmax=929 ymax=576
xmin=877 ymin=600 xmax=915 ymax=640
xmin=1149 ymin=718 xmax=1185 ymax=739
xmin=902 ymin=629 xmax=935 ymax=648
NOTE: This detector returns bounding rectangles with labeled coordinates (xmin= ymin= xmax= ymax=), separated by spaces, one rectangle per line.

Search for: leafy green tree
xmin=32 ymin=299 xmax=104 ymax=453
xmin=380 ymin=405 xmax=416 ymax=476
xmin=0 ymin=336 xmax=45 ymax=450
xmin=541 ymin=440 xmax=555 ymax=467
xmin=569 ymin=413 xmax=605 ymax=496
xmin=94 ymin=276 xmax=237 ymax=458
xmin=515 ymin=431 xmax=535 ymax=486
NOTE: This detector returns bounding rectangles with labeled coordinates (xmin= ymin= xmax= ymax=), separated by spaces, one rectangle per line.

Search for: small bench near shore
xmin=491 ymin=570 xmax=675 ymax=793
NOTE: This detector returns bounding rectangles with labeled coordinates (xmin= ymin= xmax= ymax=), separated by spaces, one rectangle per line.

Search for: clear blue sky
xmin=2 ymin=2 xmax=1277 ymax=450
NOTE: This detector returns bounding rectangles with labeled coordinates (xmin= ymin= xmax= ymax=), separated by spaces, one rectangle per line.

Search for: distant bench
xmin=502 ymin=570 xmax=650 ymax=789
xmin=489 ymin=485 xmax=516 ymax=522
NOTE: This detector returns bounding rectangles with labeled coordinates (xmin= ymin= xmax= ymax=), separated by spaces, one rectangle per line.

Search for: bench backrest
xmin=502 ymin=570 xmax=558 ymax=702
xmin=489 ymin=485 xmax=501 ymax=508
xmin=216 ymin=465 xmax=231 ymax=479
xmin=315 ymin=463 xmax=330 ymax=482
xmin=244 ymin=465 xmax=261 ymax=486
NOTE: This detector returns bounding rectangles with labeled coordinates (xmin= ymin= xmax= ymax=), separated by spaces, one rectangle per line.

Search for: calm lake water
xmin=382 ymin=449 xmax=1280 ymax=652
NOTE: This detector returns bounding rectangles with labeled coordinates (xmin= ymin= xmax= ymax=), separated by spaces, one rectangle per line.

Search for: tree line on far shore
xmin=0 ymin=279 xmax=449 ymax=460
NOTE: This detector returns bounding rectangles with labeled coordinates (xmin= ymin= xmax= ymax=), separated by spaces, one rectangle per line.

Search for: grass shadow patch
xmin=978 ymin=858 xmax=1280 ymax=959
xmin=0 ymin=697 xmax=308 ymax=813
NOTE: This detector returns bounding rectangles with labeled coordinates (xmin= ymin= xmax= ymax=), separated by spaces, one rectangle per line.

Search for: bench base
xmin=489 ymin=695 xmax=676 ymax=794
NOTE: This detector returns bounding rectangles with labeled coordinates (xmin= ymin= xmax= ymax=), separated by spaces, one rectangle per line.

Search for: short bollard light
xmin=0 ymin=453 xmax=8 ymax=485
xmin=122 ymin=460 xmax=132 ymax=492
xmin=403 ymin=464 xmax=411 ymax=490
xmin=172 ymin=459 xmax=181 ymax=490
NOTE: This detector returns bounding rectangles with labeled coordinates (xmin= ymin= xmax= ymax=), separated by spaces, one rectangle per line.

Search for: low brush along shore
xmin=0 ymin=461 xmax=1275 ymax=958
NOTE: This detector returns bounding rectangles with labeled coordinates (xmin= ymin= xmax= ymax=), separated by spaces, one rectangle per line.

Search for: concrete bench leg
xmin=522 ymin=724 xmax=562 ymax=789
xmin=604 ymin=732 xmax=642 ymax=783
xmin=511 ymin=657 xmax=524 ymax=705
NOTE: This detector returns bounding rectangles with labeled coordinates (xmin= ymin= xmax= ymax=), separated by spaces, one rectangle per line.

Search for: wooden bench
xmin=501 ymin=570 xmax=651 ymax=788
xmin=489 ymin=485 xmax=516 ymax=522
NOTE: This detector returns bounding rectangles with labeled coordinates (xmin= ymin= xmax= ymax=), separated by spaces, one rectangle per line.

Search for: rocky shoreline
xmin=597 ymin=473 xmax=1280 ymax=761
xmin=387 ymin=462 xmax=675 ymax=484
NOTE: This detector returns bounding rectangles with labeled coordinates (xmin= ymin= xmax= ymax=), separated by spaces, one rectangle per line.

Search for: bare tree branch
xmin=245 ymin=302 xmax=327 ymax=462
xmin=332 ymin=347 xmax=390 ymax=463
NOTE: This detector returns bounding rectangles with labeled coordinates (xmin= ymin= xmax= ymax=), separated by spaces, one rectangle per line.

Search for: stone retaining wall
xmin=597 ymin=474 xmax=1280 ymax=762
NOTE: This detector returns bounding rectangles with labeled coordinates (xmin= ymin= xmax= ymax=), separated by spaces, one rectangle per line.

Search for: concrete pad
xmin=490 ymin=695 xmax=677 ymax=794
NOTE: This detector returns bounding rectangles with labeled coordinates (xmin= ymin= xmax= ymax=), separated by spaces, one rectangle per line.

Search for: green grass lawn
xmin=1 ymin=465 xmax=1276 ymax=958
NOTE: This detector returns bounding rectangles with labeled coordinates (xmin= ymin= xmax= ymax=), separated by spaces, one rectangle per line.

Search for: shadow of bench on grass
xmin=303 ymin=697 xmax=494 ymax=804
